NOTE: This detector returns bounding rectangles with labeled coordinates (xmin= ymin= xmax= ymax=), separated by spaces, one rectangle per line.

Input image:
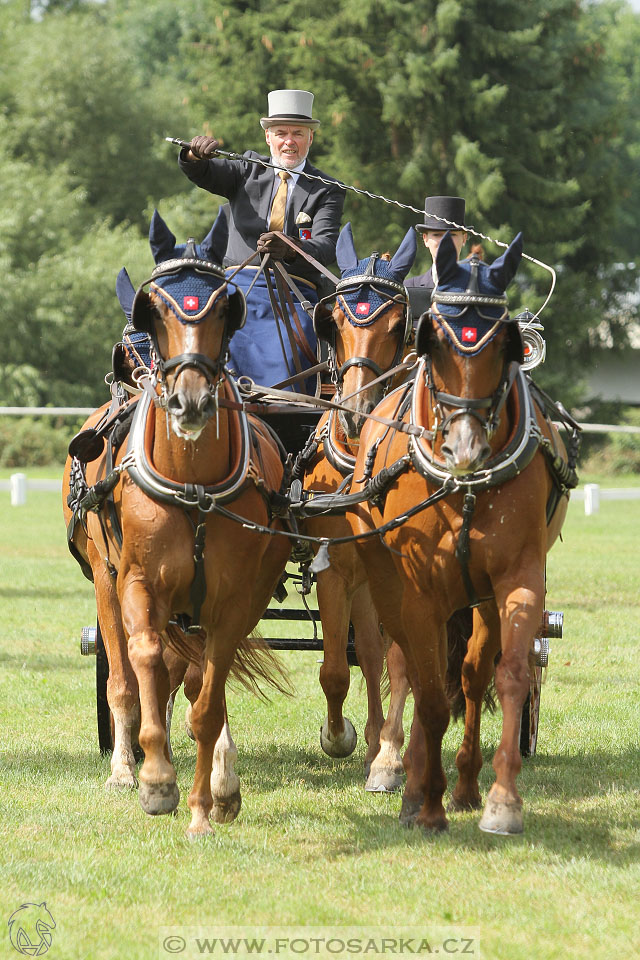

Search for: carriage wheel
xmin=519 ymin=665 xmax=543 ymax=758
xmin=95 ymin=620 xmax=114 ymax=755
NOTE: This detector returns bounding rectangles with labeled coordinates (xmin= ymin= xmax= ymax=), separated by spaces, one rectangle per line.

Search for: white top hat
xmin=260 ymin=89 xmax=320 ymax=129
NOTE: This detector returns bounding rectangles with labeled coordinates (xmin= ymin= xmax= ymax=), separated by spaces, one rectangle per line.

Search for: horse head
xmin=314 ymin=221 xmax=416 ymax=441
xmin=415 ymin=230 xmax=523 ymax=476
xmin=116 ymin=209 xmax=245 ymax=440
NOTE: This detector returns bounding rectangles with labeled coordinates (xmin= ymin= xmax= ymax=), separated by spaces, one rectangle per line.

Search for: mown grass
xmin=1 ymin=481 xmax=639 ymax=960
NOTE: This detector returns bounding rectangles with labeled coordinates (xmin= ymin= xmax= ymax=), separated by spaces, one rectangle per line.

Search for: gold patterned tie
xmin=268 ymin=170 xmax=291 ymax=232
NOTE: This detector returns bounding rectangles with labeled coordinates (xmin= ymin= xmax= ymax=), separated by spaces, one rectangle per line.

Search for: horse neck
xmin=151 ymin=406 xmax=232 ymax=485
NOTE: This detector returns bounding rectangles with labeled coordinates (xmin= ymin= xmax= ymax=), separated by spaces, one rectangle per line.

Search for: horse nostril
xmin=198 ymin=393 xmax=216 ymax=418
xmin=167 ymin=393 xmax=184 ymax=414
xmin=441 ymin=442 xmax=454 ymax=460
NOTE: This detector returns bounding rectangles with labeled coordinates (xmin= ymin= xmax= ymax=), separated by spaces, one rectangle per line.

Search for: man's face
xmin=422 ymin=230 xmax=467 ymax=262
xmin=265 ymin=124 xmax=314 ymax=168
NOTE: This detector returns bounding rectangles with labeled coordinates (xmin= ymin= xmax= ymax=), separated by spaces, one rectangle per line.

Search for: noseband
xmin=424 ymin=353 xmax=518 ymax=440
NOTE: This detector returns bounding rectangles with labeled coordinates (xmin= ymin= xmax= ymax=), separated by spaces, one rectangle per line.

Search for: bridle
xmin=131 ymin=245 xmax=247 ymax=406
xmin=314 ymin=253 xmax=412 ymax=395
xmin=423 ymin=351 xmax=518 ymax=441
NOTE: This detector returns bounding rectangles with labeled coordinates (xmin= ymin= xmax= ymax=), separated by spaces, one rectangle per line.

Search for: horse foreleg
xmin=449 ymin=602 xmax=499 ymax=812
xmin=122 ymin=581 xmax=179 ymax=816
xmin=479 ymin=579 xmax=544 ymax=835
xmin=366 ymin=640 xmax=409 ymax=794
xmin=317 ymin=568 xmax=357 ymax=759
xmin=90 ymin=549 xmax=140 ymax=790
xmin=350 ymin=582 xmax=386 ymax=776
xmin=210 ymin=697 xmax=242 ymax=823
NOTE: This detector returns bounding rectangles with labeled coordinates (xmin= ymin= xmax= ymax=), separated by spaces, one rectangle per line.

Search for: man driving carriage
xmin=178 ymin=88 xmax=345 ymax=395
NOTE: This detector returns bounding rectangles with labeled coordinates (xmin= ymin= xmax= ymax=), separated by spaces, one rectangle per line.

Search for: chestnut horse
xmin=296 ymin=222 xmax=416 ymax=775
xmin=64 ymin=216 xmax=291 ymax=837
xmin=348 ymin=232 xmax=578 ymax=834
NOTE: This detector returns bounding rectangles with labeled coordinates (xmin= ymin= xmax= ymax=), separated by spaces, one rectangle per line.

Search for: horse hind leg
xmin=210 ymin=703 xmax=242 ymax=824
xmin=478 ymin=583 xmax=543 ymax=836
xmin=350 ymin=583 xmax=386 ymax=778
xmin=365 ymin=639 xmax=409 ymax=793
xmin=448 ymin=603 xmax=498 ymax=813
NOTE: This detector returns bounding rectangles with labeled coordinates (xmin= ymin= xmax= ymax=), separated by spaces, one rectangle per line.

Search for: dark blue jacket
xmin=179 ymin=150 xmax=344 ymax=288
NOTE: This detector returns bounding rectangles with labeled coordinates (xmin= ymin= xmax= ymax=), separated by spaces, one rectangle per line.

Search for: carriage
xmin=64 ymin=210 xmax=580 ymax=835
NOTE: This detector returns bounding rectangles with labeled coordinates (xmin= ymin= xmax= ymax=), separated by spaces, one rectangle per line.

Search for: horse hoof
xmin=479 ymin=795 xmax=523 ymax=835
xmin=398 ymin=796 xmax=422 ymax=827
xmin=211 ymin=791 xmax=242 ymax=824
xmin=186 ymin=823 xmax=215 ymax=840
xmin=139 ymin=780 xmax=180 ymax=816
xmin=320 ymin=717 xmax=357 ymax=758
xmin=365 ymin=768 xmax=404 ymax=793
xmin=447 ymin=794 xmax=482 ymax=813
xmin=415 ymin=811 xmax=449 ymax=833
xmin=184 ymin=704 xmax=195 ymax=741
xmin=105 ymin=773 xmax=138 ymax=790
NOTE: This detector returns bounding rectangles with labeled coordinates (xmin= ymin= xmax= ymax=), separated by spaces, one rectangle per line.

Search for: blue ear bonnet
xmin=150 ymin=266 xmax=230 ymax=323
xmin=431 ymin=257 xmax=509 ymax=356
xmin=337 ymin=256 xmax=408 ymax=326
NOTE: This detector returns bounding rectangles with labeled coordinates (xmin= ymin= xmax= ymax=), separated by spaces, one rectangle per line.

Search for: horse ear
xmin=115 ymin=267 xmax=136 ymax=321
xmin=199 ymin=204 xmax=229 ymax=265
xmin=433 ymin=231 xmax=459 ymax=285
xmin=487 ymin=232 xmax=523 ymax=290
xmin=336 ymin=222 xmax=359 ymax=274
xmin=149 ymin=208 xmax=177 ymax=263
xmin=388 ymin=227 xmax=417 ymax=281
xmin=131 ymin=289 xmax=157 ymax=333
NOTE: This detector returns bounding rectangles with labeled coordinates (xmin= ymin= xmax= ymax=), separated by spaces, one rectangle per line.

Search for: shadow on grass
xmin=4 ymin=740 xmax=638 ymax=866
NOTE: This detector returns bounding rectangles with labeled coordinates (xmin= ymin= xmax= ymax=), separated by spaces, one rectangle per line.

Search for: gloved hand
xmin=188 ymin=135 xmax=220 ymax=160
xmin=257 ymin=232 xmax=297 ymax=262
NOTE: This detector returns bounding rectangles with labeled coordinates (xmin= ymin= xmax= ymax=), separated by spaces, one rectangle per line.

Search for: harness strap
xmin=264 ymin=265 xmax=303 ymax=377
xmin=188 ymin=508 xmax=209 ymax=632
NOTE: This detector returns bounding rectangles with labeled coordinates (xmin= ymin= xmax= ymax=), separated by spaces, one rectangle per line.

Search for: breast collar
xmin=123 ymin=373 xmax=254 ymax=510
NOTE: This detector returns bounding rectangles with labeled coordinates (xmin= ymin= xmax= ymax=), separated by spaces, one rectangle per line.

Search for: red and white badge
xmin=462 ymin=327 xmax=477 ymax=342
xmin=298 ymin=227 xmax=312 ymax=240
xmin=184 ymin=295 xmax=199 ymax=310
xmin=355 ymin=302 xmax=371 ymax=316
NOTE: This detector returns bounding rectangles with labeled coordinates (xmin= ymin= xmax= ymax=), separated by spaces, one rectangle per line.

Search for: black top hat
xmin=415 ymin=196 xmax=466 ymax=233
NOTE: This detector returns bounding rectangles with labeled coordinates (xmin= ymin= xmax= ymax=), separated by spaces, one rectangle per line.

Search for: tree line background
xmin=1 ymin=0 xmax=640 ymax=412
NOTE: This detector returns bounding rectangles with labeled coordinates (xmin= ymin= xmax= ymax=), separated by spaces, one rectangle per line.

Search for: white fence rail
xmin=1 ymin=406 xmax=640 ymax=434
xmin=2 ymin=473 xmax=638 ymax=514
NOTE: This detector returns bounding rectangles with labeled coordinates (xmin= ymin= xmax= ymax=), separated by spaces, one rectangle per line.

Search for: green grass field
xmin=1 ymin=475 xmax=639 ymax=960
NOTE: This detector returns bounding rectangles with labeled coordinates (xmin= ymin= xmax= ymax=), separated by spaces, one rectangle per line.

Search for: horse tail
xmin=163 ymin=623 xmax=294 ymax=701
xmin=444 ymin=607 xmax=497 ymax=720
xmin=445 ymin=608 xmax=473 ymax=721
xmin=227 ymin=631 xmax=294 ymax=701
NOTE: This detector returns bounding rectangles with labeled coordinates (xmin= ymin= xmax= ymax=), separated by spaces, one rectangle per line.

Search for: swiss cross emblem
xmin=462 ymin=327 xmax=477 ymax=342
xmin=184 ymin=295 xmax=199 ymax=310
xmin=355 ymin=302 xmax=371 ymax=316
